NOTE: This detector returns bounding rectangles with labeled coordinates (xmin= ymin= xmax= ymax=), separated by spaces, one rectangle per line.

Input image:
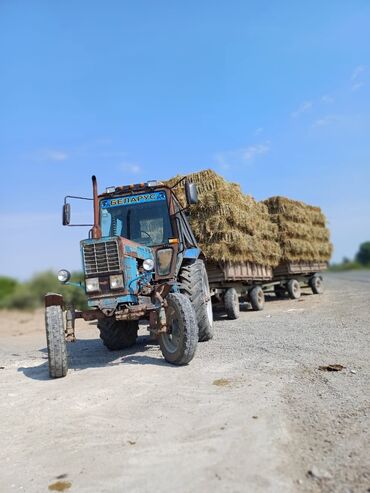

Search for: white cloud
xmin=119 ymin=162 xmax=142 ymax=174
xmin=312 ymin=115 xmax=339 ymax=128
xmin=254 ymin=127 xmax=263 ymax=136
xmin=321 ymin=94 xmax=334 ymax=104
xmin=94 ymin=137 xmax=113 ymax=145
xmin=215 ymin=143 xmax=270 ymax=168
xmin=243 ymin=144 xmax=270 ymax=160
xmin=351 ymin=65 xmax=366 ymax=81
xmin=351 ymin=81 xmax=364 ymax=92
xmin=350 ymin=65 xmax=366 ymax=91
xmin=291 ymin=101 xmax=313 ymax=118
xmin=31 ymin=149 xmax=69 ymax=161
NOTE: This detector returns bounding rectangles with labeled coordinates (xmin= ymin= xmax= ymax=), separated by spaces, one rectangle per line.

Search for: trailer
xmin=272 ymin=261 xmax=327 ymax=300
xmin=206 ymin=259 xmax=327 ymax=319
xmin=206 ymin=261 xmax=273 ymax=319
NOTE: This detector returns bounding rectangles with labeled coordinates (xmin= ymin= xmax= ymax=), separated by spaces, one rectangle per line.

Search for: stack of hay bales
xmin=165 ymin=170 xmax=281 ymax=267
xmin=262 ymin=196 xmax=332 ymax=263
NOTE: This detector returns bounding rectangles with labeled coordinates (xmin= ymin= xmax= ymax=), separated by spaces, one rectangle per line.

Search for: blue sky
xmin=1 ymin=1 xmax=369 ymax=279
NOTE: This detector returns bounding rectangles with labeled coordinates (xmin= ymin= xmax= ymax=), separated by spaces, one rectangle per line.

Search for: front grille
xmin=82 ymin=240 xmax=120 ymax=275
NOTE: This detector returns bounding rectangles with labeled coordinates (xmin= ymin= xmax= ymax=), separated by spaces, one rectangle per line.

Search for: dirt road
xmin=0 ymin=272 xmax=369 ymax=493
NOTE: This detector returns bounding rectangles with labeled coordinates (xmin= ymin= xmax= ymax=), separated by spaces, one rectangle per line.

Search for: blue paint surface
xmin=183 ymin=247 xmax=201 ymax=259
xmin=101 ymin=191 xmax=166 ymax=209
xmin=124 ymin=243 xmax=153 ymax=260
xmin=88 ymin=294 xmax=137 ymax=309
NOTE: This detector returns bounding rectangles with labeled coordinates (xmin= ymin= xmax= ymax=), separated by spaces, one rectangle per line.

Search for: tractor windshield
xmin=100 ymin=191 xmax=173 ymax=246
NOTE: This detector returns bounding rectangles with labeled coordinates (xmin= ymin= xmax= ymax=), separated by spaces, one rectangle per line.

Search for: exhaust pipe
xmin=92 ymin=175 xmax=102 ymax=239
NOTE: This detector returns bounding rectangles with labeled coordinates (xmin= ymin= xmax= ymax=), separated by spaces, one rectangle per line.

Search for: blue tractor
xmin=45 ymin=176 xmax=213 ymax=378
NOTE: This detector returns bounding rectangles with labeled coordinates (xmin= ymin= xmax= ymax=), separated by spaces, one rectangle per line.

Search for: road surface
xmin=0 ymin=271 xmax=369 ymax=493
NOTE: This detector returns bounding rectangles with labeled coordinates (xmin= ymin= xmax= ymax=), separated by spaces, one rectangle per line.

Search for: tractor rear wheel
xmin=98 ymin=318 xmax=138 ymax=350
xmin=224 ymin=288 xmax=240 ymax=319
xmin=249 ymin=286 xmax=265 ymax=311
xmin=159 ymin=293 xmax=198 ymax=365
xmin=179 ymin=260 xmax=213 ymax=342
xmin=287 ymin=279 xmax=301 ymax=299
xmin=45 ymin=304 xmax=68 ymax=378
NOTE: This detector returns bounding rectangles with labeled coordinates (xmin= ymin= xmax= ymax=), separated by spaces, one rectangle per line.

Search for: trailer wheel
xmin=274 ymin=285 xmax=286 ymax=299
xmin=224 ymin=288 xmax=240 ymax=319
xmin=45 ymin=304 xmax=68 ymax=378
xmin=287 ymin=279 xmax=301 ymax=299
xmin=249 ymin=286 xmax=265 ymax=311
xmin=98 ymin=318 xmax=138 ymax=350
xmin=310 ymin=275 xmax=324 ymax=294
xmin=159 ymin=293 xmax=198 ymax=365
xmin=179 ymin=260 xmax=213 ymax=342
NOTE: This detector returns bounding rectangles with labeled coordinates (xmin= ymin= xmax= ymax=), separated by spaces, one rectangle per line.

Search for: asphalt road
xmin=0 ymin=271 xmax=369 ymax=493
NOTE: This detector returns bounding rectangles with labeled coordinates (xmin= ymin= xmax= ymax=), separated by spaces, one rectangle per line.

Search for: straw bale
xmin=263 ymin=196 xmax=332 ymax=262
xmin=164 ymin=169 xmax=282 ymax=267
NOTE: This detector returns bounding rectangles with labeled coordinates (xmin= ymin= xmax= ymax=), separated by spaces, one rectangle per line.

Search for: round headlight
xmin=57 ymin=269 xmax=71 ymax=283
xmin=143 ymin=258 xmax=154 ymax=271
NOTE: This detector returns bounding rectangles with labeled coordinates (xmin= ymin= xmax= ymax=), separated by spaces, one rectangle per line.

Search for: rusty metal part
xmin=91 ymin=175 xmax=102 ymax=239
xmin=74 ymin=309 xmax=105 ymax=321
xmin=149 ymin=311 xmax=157 ymax=331
xmin=45 ymin=293 xmax=64 ymax=308
xmin=65 ymin=306 xmax=76 ymax=342
xmin=152 ymin=290 xmax=167 ymax=334
xmin=115 ymin=303 xmax=155 ymax=321
xmin=154 ymin=282 xmax=172 ymax=300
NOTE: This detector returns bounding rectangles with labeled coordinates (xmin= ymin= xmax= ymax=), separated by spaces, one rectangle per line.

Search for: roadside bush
xmin=355 ymin=241 xmax=370 ymax=266
xmin=328 ymin=261 xmax=362 ymax=272
xmin=0 ymin=276 xmax=19 ymax=299
xmin=0 ymin=271 xmax=87 ymax=311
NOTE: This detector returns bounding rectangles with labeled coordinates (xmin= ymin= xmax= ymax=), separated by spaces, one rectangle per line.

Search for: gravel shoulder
xmin=0 ymin=271 xmax=369 ymax=493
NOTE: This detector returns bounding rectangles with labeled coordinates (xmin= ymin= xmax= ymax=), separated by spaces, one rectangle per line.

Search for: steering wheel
xmin=140 ymin=230 xmax=153 ymax=243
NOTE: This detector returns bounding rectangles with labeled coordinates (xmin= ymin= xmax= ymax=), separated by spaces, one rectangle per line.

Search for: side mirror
xmin=62 ymin=203 xmax=71 ymax=225
xmin=185 ymin=181 xmax=198 ymax=205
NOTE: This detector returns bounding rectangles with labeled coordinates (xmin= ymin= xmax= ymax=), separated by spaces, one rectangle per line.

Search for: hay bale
xmin=164 ymin=170 xmax=282 ymax=267
xmin=263 ymin=196 xmax=332 ymax=263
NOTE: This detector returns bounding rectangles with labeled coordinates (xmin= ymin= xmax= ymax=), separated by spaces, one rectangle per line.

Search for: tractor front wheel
xmin=159 ymin=293 xmax=198 ymax=365
xmin=45 ymin=304 xmax=68 ymax=378
xmin=98 ymin=318 xmax=138 ymax=350
xmin=179 ymin=260 xmax=213 ymax=342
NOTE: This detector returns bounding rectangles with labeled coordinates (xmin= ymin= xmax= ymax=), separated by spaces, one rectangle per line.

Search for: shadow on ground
xmin=18 ymin=335 xmax=171 ymax=381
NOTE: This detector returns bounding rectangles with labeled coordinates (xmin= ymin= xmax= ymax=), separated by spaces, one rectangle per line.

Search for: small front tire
xmin=224 ymin=288 xmax=240 ymax=319
xmin=287 ymin=279 xmax=301 ymax=299
xmin=249 ymin=286 xmax=265 ymax=311
xmin=159 ymin=293 xmax=198 ymax=365
xmin=310 ymin=275 xmax=324 ymax=294
xmin=45 ymin=304 xmax=68 ymax=379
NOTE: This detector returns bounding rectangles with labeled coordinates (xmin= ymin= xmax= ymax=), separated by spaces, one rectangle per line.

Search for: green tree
xmin=355 ymin=241 xmax=370 ymax=266
xmin=0 ymin=276 xmax=18 ymax=299
xmin=0 ymin=271 xmax=87 ymax=310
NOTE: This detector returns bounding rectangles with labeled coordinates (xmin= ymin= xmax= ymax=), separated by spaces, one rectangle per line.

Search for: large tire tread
xmin=98 ymin=318 xmax=138 ymax=350
xmin=179 ymin=260 xmax=213 ymax=342
xmin=159 ymin=293 xmax=198 ymax=365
